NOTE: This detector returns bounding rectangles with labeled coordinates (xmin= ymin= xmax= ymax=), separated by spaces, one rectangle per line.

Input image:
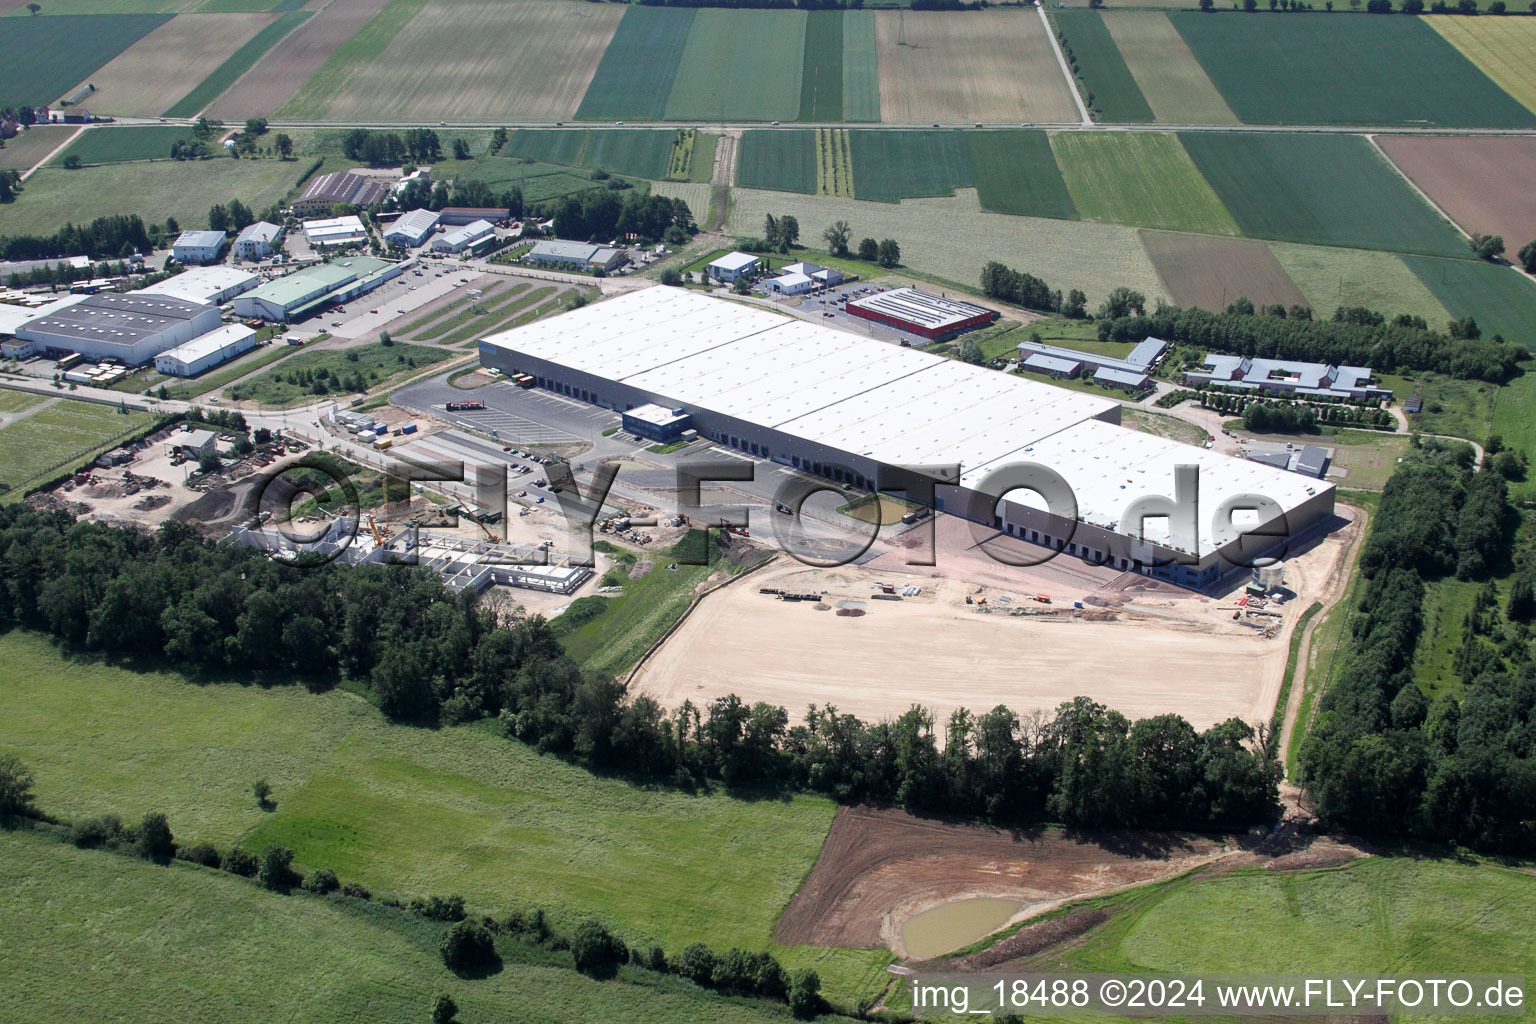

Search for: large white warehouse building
xmin=16 ymin=292 xmax=220 ymax=365
xmin=479 ymin=288 xmax=1334 ymax=589
xmin=154 ymin=323 xmax=257 ymax=377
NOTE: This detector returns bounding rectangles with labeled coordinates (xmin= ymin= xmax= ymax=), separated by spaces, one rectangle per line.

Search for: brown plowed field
xmin=208 ymin=0 xmax=390 ymax=118
xmin=1375 ymin=134 xmax=1536 ymax=247
xmin=774 ymin=805 xmax=1228 ymax=953
xmin=1143 ymin=230 xmax=1309 ymax=312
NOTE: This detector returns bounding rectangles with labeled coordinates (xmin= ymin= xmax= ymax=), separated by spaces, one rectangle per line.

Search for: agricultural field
xmin=1377 ymin=371 xmax=1497 ymax=446
xmin=1049 ymin=10 xmax=1152 ymax=124
xmin=1491 ymin=372 xmax=1536 ymax=502
xmin=63 ymin=12 xmax=276 ymax=117
xmin=1170 ymin=12 xmax=1536 ymax=129
xmin=501 ymin=129 xmax=678 ymax=181
xmin=273 ymin=0 xmax=428 ymax=119
xmin=1180 ymin=132 xmax=1469 ymax=256
xmin=816 ymin=129 xmax=854 ymax=199
xmin=1401 ymin=255 xmax=1536 ymax=348
xmin=574 ymin=6 xmax=694 ymax=121
xmin=1 ymin=832 xmax=821 ymax=1024
xmin=650 ymin=181 xmax=710 ymax=226
xmin=0 ymin=13 xmax=170 ymax=107
xmin=663 ymin=10 xmax=806 ymax=122
xmin=55 ymin=125 xmax=194 ymax=165
xmin=737 ymin=130 xmax=817 ymax=195
xmin=0 ymin=400 xmax=155 ymax=498
xmin=1100 ymin=11 xmax=1236 ymax=126
xmin=842 ymin=9 xmax=880 ymax=123
xmin=0 ymin=125 xmax=77 ymax=173
xmin=1269 ymin=242 xmax=1451 ymax=327
xmin=227 ymin=340 xmax=447 ymax=406
xmin=196 ymin=0 xmax=308 ymax=11
xmin=799 ymin=10 xmax=844 ymax=123
xmin=1375 ymin=134 xmax=1536 ymax=250
xmin=728 ymin=187 xmax=1169 ymax=305
xmin=966 ymin=130 xmax=1077 ymax=220
xmin=849 ymin=130 xmax=969 ymax=203
xmin=209 ymin=0 xmax=391 ymax=117
xmin=164 ymin=9 xmax=309 ymax=117
xmin=1428 ymin=15 xmax=1536 ymax=116
xmin=1142 ymin=231 xmax=1307 ymax=313
xmin=874 ymin=10 xmax=1078 ymax=125
xmin=0 ymin=157 xmax=297 ymax=236
xmin=1052 ymin=131 xmax=1236 ymax=236
xmin=449 ymin=157 xmax=638 ymax=206
xmin=319 ymin=0 xmax=623 ymax=122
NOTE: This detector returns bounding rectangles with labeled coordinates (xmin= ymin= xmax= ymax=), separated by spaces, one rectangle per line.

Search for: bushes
xmin=570 ymin=919 xmax=628 ymax=980
xmin=303 ymin=867 xmax=340 ymax=895
xmin=178 ymin=841 xmax=222 ymax=868
xmin=0 ymin=753 xmax=36 ymax=817
xmin=70 ymin=814 xmax=122 ymax=849
xmin=440 ymin=919 xmax=497 ymax=972
xmin=136 ymin=812 xmax=175 ymax=862
xmin=221 ymin=846 xmax=259 ymax=877
xmin=789 ymin=969 xmax=823 ymax=1020
xmin=257 ymin=844 xmax=301 ymax=892
xmin=412 ymin=894 xmax=466 ymax=921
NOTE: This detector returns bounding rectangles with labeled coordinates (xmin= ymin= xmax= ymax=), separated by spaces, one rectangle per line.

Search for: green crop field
xmin=799 ymin=10 xmax=843 ymax=123
xmin=1400 ymin=255 xmax=1536 ymax=348
xmin=500 ymin=129 xmax=676 ymax=180
xmin=1052 ymin=131 xmax=1236 ymax=235
xmin=502 ymin=128 xmax=585 ymax=167
xmin=842 ymin=9 xmax=879 ymax=123
xmin=0 ymin=13 xmax=170 ymax=107
xmin=55 ymin=125 xmax=194 ymax=165
xmin=1180 ymin=132 xmax=1468 ymax=256
xmin=1491 ymin=372 xmax=1536 ymax=501
xmin=0 ymin=399 xmax=155 ymax=498
xmin=164 ymin=9 xmax=309 ymax=117
xmin=197 ymin=0 xmax=310 ymax=11
xmin=227 ymin=341 xmax=447 ymax=406
xmin=664 ymin=10 xmax=806 ymax=122
xmin=1171 ymin=13 xmax=1536 ymax=129
xmin=1050 ymin=10 xmax=1152 ymax=124
xmin=1268 ymin=242 xmax=1451 ymax=326
xmin=849 ymin=130 xmax=971 ymax=203
xmin=737 ymin=130 xmax=817 ymax=195
xmin=276 ymin=0 xmax=429 ymax=119
xmin=575 ymin=6 xmax=693 ymax=121
xmin=966 ymin=130 xmax=1077 ymax=220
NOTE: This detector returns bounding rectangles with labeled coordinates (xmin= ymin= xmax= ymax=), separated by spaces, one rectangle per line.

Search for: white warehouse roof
xmin=708 ymin=251 xmax=759 ymax=271
xmin=155 ymin=323 xmax=256 ymax=366
xmin=138 ymin=266 xmax=259 ymax=306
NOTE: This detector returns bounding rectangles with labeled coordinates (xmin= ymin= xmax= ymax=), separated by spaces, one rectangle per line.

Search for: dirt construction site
xmin=633 ymin=507 xmax=1363 ymax=733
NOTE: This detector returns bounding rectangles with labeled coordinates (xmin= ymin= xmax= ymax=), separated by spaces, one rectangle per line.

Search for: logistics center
xmin=479 ymin=288 xmax=1334 ymax=588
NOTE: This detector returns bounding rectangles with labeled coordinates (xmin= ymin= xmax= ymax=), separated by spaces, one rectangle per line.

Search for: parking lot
xmin=291 ymin=261 xmax=492 ymax=342
xmin=763 ymin=283 xmax=934 ymax=347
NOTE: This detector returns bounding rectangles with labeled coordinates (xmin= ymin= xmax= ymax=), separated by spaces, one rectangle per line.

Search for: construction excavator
xmin=366 ymin=514 xmax=390 ymax=548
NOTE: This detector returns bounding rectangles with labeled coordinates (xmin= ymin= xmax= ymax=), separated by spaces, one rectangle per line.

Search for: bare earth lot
xmin=208 ymin=0 xmax=390 ymax=117
xmin=1375 ymin=134 xmax=1536 ymax=248
xmin=874 ymin=11 xmax=1079 ymax=125
xmin=1143 ymin=230 xmax=1308 ymax=312
xmin=69 ymin=12 xmax=278 ymax=117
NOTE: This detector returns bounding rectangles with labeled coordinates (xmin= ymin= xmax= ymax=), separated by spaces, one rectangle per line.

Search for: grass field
xmin=56 ymin=125 xmax=194 ymax=165
xmin=227 ymin=341 xmax=447 ymax=406
xmin=849 ymin=130 xmax=970 ymax=203
xmin=159 ymin=339 xmax=298 ymax=401
xmin=433 ymin=287 xmax=560 ymax=347
xmin=651 ymin=181 xmax=711 ymax=225
xmin=440 ymin=155 xmax=646 ymax=205
xmin=1377 ymin=371 xmax=1497 ymax=445
xmin=1123 ymin=407 xmax=1207 ymax=447
xmin=1 ymin=832 xmax=826 ymax=1024
xmin=575 ymin=6 xmax=693 ymax=121
xmin=842 ymin=9 xmax=880 ymax=123
xmin=1428 ymin=15 xmax=1536 ymax=116
xmin=275 ymin=0 xmax=428 ymax=119
xmin=0 ymin=399 xmax=155 ymax=497
xmin=1100 ymin=11 xmax=1236 ymax=126
xmin=320 ymin=0 xmax=622 ymax=122
xmin=0 ymin=390 xmax=47 ymax=415
xmin=737 ymin=130 xmax=817 ymax=195
xmin=1142 ymin=231 xmax=1306 ymax=313
xmin=0 ymin=125 xmax=76 ymax=173
xmin=501 ymin=129 xmax=677 ymax=181
xmin=966 ymin=130 xmax=1078 ymax=220
xmin=1400 ymin=255 xmax=1536 ymax=348
xmin=875 ymin=10 xmax=1078 ymax=125
xmin=0 ymin=156 xmax=297 ymax=236
xmin=1052 ymin=131 xmax=1236 ymax=235
xmin=1171 ymin=12 xmax=1536 ymax=129
xmin=1180 ymin=132 xmax=1468 ymax=256
xmin=164 ymin=8 xmax=309 ymax=117
xmin=1268 ymin=242 xmax=1451 ymax=326
xmin=664 ymin=10 xmax=806 ymax=122
xmin=799 ymin=10 xmax=843 ymax=123
xmin=410 ymin=285 xmax=530 ymax=341
xmin=0 ymin=13 xmax=170 ymax=107
xmin=1491 ymin=371 xmax=1536 ymax=501
xmin=1050 ymin=10 xmax=1153 ymax=123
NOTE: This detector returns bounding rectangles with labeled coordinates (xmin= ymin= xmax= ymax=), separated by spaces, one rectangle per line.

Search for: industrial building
xmin=526 ymin=239 xmax=628 ymax=272
xmin=1018 ymin=336 xmax=1166 ymax=392
xmin=0 ymin=295 xmax=81 ymax=357
xmin=302 ymin=215 xmax=368 ymax=249
xmin=1184 ymin=355 xmax=1391 ymax=402
xmin=479 ymin=288 xmax=1334 ymax=589
xmin=139 ymin=266 xmax=259 ymax=307
xmin=706 ymin=251 xmax=760 ymax=283
xmin=290 ymin=172 xmax=389 ymax=218
xmin=1246 ymin=444 xmax=1331 ymax=480
xmin=621 ymin=403 xmax=693 ymax=443
xmin=430 ymin=218 xmax=495 ymax=254
xmin=234 ymin=221 xmax=284 ymax=260
xmin=233 ymin=256 xmax=413 ymax=322
xmin=383 ymin=208 xmax=440 ymax=248
xmin=439 ymin=206 xmax=510 ymax=226
xmin=171 ymin=230 xmax=227 ymax=265
xmin=153 ymin=323 xmax=258 ymax=377
xmin=16 ymin=291 xmax=220 ymax=364
xmin=845 ymin=287 xmax=997 ymax=341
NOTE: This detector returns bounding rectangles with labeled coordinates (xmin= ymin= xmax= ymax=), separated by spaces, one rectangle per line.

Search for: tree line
xmin=0 ymin=213 xmax=152 ymax=261
xmin=550 ymin=190 xmax=696 ymax=246
xmin=340 ymin=128 xmax=445 ymax=166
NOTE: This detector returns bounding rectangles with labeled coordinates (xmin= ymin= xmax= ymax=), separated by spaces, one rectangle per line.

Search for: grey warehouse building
xmin=16 ymin=291 xmax=221 ymax=365
xmin=480 ymin=288 xmax=1335 ymax=589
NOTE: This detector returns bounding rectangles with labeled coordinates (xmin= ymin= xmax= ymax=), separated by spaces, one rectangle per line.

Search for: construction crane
xmin=366 ymin=514 xmax=390 ymax=548
xmin=474 ymin=516 xmax=500 ymax=544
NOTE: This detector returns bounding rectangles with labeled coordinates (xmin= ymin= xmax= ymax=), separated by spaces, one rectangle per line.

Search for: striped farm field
xmin=575 ymin=7 xmax=693 ymax=121
xmin=164 ymin=9 xmax=308 ymax=117
xmin=816 ymin=129 xmax=854 ymax=198
xmin=1050 ymin=10 xmax=1152 ymax=124
xmin=274 ymin=0 xmax=428 ymax=119
xmin=209 ymin=0 xmax=390 ymax=117
xmin=842 ymin=10 xmax=880 ymax=123
xmin=1171 ymin=13 xmax=1536 ymax=129
xmin=56 ymin=125 xmax=194 ymax=165
xmin=1375 ymin=135 xmax=1536 ymax=249
xmin=1101 ymin=11 xmax=1236 ymax=126
xmin=737 ymin=130 xmax=817 ymax=195
xmin=1428 ymin=16 xmax=1536 ymax=116
xmin=312 ymin=0 xmax=622 ymax=122
xmin=1143 ymin=231 xmax=1306 ymax=314
xmin=664 ymin=9 xmax=806 ymax=122
xmin=799 ymin=10 xmax=843 ymax=122
xmin=967 ymin=130 xmax=1077 ymax=220
xmin=849 ymin=130 xmax=970 ymax=203
xmin=1180 ymin=132 xmax=1467 ymax=256
xmin=0 ymin=13 xmax=170 ymax=107
xmin=651 ymin=181 xmax=711 ymax=226
xmin=1269 ymin=242 xmax=1450 ymax=327
xmin=1052 ymin=132 xmax=1236 ymax=236
xmin=875 ymin=10 xmax=1078 ymax=124
xmin=1402 ymin=256 xmax=1536 ymax=347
